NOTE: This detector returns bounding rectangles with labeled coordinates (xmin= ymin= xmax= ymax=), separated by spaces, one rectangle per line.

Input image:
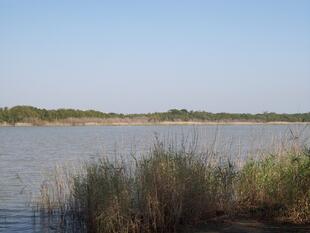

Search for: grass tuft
xmin=38 ymin=141 xmax=310 ymax=232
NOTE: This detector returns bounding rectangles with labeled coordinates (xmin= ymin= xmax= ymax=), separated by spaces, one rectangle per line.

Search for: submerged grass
xmin=38 ymin=140 xmax=310 ymax=233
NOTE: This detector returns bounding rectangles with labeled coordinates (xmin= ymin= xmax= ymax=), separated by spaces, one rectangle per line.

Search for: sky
xmin=0 ymin=1 xmax=309 ymax=114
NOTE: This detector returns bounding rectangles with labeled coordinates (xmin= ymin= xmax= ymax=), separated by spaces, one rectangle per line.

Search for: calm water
xmin=0 ymin=125 xmax=309 ymax=233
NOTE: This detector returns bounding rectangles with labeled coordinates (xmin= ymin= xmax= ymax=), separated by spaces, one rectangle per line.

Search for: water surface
xmin=0 ymin=125 xmax=309 ymax=232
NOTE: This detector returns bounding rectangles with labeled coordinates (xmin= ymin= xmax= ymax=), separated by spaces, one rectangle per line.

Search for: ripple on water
xmin=0 ymin=125 xmax=309 ymax=232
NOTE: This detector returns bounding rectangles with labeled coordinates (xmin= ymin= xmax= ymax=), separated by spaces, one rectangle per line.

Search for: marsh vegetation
xmin=38 ymin=137 xmax=310 ymax=233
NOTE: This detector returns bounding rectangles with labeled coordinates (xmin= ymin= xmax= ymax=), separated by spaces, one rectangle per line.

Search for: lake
xmin=0 ymin=124 xmax=309 ymax=232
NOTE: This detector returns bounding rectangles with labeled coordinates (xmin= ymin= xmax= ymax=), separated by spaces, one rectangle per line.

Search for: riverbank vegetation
xmin=1 ymin=106 xmax=310 ymax=125
xmin=38 ymin=140 xmax=310 ymax=233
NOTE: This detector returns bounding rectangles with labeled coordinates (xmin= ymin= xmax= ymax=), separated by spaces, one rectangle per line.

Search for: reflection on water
xmin=0 ymin=125 xmax=309 ymax=232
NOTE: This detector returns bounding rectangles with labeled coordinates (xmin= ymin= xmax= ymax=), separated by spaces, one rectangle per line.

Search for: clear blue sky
xmin=1 ymin=0 xmax=309 ymax=113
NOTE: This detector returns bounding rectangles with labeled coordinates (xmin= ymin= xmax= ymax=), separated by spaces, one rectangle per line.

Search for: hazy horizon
xmin=1 ymin=1 xmax=310 ymax=114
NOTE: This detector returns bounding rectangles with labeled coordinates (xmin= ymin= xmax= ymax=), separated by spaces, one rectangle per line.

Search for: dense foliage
xmin=0 ymin=106 xmax=309 ymax=124
xmin=147 ymin=109 xmax=310 ymax=122
xmin=0 ymin=106 xmax=122 ymax=124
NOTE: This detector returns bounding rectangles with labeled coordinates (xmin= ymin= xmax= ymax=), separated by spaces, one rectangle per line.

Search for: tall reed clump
xmin=133 ymin=142 xmax=214 ymax=233
xmin=38 ymin=141 xmax=310 ymax=233
xmin=39 ymin=141 xmax=235 ymax=233
xmin=236 ymin=147 xmax=310 ymax=223
xmin=71 ymin=159 xmax=133 ymax=233
xmin=69 ymin=143 xmax=234 ymax=233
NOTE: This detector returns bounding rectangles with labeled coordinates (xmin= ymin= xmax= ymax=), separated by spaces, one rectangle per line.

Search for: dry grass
xmin=38 ymin=139 xmax=310 ymax=232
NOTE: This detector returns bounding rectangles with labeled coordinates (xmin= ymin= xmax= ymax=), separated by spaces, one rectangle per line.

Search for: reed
xmin=38 ymin=140 xmax=310 ymax=232
xmin=236 ymin=147 xmax=310 ymax=223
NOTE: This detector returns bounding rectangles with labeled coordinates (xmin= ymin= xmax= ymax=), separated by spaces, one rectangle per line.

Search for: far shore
xmin=1 ymin=120 xmax=309 ymax=127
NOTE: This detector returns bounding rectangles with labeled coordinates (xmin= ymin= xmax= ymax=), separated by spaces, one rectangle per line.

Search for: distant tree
xmin=0 ymin=106 xmax=309 ymax=124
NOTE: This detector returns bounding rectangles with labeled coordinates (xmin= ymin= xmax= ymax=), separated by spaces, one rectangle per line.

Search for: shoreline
xmin=0 ymin=121 xmax=309 ymax=127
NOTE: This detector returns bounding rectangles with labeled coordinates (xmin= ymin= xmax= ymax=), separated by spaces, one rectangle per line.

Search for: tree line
xmin=0 ymin=106 xmax=309 ymax=124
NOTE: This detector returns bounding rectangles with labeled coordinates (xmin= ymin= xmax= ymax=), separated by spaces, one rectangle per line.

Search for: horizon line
xmin=1 ymin=105 xmax=309 ymax=115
